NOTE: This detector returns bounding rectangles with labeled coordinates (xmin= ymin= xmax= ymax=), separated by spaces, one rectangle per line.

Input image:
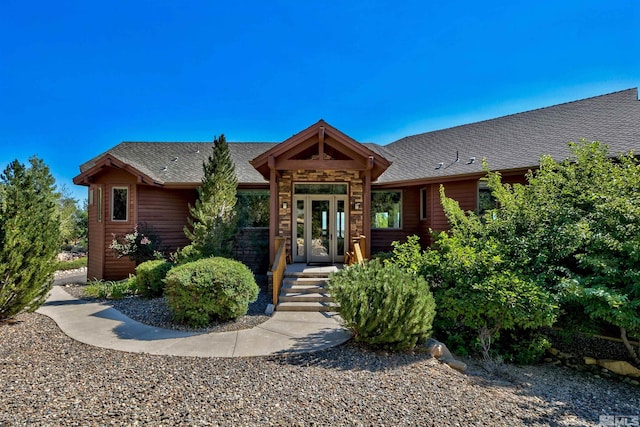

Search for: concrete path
xmin=37 ymin=283 xmax=352 ymax=358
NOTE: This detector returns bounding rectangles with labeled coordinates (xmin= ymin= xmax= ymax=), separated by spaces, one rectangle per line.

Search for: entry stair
xmin=276 ymin=270 xmax=337 ymax=312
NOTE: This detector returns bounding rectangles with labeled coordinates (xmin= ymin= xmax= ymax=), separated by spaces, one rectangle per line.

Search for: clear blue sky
xmin=1 ymin=0 xmax=638 ymax=202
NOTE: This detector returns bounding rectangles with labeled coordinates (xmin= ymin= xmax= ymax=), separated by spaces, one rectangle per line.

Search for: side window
xmin=111 ymin=187 xmax=128 ymax=222
xmin=97 ymin=187 xmax=103 ymax=222
xmin=478 ymin=181 xmax=496 ymax=214
xmin=371 ymin=190 xmax=402 ymax=229
xmin=420 ymin=188 xmax=428 ymax=220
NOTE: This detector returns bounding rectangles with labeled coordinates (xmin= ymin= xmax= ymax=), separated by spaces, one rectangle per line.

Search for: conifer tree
xmin=0 ymin=157 xmax=60 ymax=321
xmin=184 ymin=134 xmax=238 ymax=257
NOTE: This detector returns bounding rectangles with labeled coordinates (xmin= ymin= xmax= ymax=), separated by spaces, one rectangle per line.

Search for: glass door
xmin=293 ymin=194 xmax=349 ymax=264
xmin=309 ymin=199 xmax=331 ymax=263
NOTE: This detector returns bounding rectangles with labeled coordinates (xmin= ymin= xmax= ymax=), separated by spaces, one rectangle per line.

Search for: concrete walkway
xmin=37 ymin=281 xmax=351 ymax=358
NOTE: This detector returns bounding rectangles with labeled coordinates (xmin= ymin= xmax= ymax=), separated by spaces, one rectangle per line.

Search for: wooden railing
xmin=345 ymin=235 xmax=366 ymax=265
xmin=269 ymin=236 xmax=287 ymax=306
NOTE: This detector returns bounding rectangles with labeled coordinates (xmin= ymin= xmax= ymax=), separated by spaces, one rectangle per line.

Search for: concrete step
xmin=284 ymin=277 xmax=329 ymax=286
xmin=281 ymin=283 xmax=326 ymax=293
xmin=276 ymin=301 xmax=338 ymax=312
xmin=279 ymin=293 xmax=333 ymax=303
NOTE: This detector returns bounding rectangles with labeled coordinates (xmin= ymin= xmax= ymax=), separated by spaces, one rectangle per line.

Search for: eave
xmin=72 ymin=154 xmax=163 ymax=187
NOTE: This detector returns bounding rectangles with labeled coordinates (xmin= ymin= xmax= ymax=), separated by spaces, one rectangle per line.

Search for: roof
xmin=249 ymin=120 xmax=391 ymax=181
xmin=379 ymin=88 xmax=640 ymax=184
xmin=74 ymin=88 xmax=640 ymax=187
xmin=77 ymin=141 xmax=277 ymax=185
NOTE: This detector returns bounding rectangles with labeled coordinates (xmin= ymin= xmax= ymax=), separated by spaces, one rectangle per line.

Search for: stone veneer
xmin=277 ymin=170 xmax=364 ymax=258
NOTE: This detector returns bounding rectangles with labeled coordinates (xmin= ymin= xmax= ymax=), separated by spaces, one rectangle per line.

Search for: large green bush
xmin=329 ymin=259 xmax=436 ymax=351
xmin=165 ymin=257 xmax=259 ymax=327
xmin=135 ymin=259 xmax=172 ymax=298
xmin=0 ymin=157 xmax=60 ymax=320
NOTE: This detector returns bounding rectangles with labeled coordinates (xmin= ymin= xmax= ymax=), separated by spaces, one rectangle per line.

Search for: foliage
xmin=184 ymin=135 xmax=238 ymax=258
xmin=54 ymin=257 xmax=88 ymax=271
xmin=85 ymin=277 xmax=138 ymax=300
xmin=435 ymin=140 xmax=640 ymax=363
xmin=135 ymin=259 xmax=173 ymax=298
xmin=328 ymin=259 xmax=437 ymax=351
xmin=431 ymin=231 xmax=557 ymax=359
xmin=110 ymin=223 xmax=165 ymax=264
xmin=236 ymin=190 xmax=270 ymax=227
xmin=0 ymin=157 xmax=60 ymax=320
xmin=57 ymin=185 xmax=87 ymax=248
xmin=165 ymin=257 xmax=259 ymax=327
xmin=495 ymin=330 xmax=552 ymax=365
xmin=170 ymin=243 xmax=202 ymax=265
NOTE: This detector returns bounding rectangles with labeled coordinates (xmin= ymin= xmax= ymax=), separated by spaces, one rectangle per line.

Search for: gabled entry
xmin=251 ymin=120 xmax=391 ymax=264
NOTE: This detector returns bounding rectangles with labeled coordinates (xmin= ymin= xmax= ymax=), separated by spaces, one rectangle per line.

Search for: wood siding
xmin=137 ymin=186 xmax=196 ymax=253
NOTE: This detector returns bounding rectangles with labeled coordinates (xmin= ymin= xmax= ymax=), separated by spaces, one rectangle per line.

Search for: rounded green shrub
xmin=135 ymin=259 xmax=173 ymax=298
xmin=164 ymin=257 xmax=259 ymax=327
xmin=328 ymin=258 xmax=437 ymax=351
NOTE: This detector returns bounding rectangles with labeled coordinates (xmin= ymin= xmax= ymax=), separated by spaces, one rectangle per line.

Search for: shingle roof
xmin=77 ymin=88 xmax=640 ymax=186
xmin=379 ymin=88 xmax=640 ymax=183
xmin=79 ymin=142 xmax=277 ymax=185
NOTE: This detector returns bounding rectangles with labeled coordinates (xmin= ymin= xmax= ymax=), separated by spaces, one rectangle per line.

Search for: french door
xmin=293 ymin=195 xmax=347 ymax=264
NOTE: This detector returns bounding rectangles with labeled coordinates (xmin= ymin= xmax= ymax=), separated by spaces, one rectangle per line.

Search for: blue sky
xmin=1 ymin=0 xmax=638 ymax=202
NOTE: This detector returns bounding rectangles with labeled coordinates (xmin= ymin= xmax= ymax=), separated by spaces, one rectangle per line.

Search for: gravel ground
xmin=3 ymin=269 xmax=635 ymax=425
xmin=2 ymin=312 xmax=639 ymax=426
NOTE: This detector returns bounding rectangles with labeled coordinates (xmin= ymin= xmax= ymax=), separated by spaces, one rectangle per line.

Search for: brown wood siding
xmin=87 ymin=167 xmax=138 ymax=280
xmin=87 ymin=184 xmax=105 ymax=280
xmin=430 ymin=179 xmax=478 ymax=233
xmin=137 ymin=186 xmax=196 ymax=253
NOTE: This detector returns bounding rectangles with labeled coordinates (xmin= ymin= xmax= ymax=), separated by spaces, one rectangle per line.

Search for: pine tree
xmin=184 ymin=134 xmax=238 ymax=257
xmin=0 ymin=157 xmax=61 ymax=321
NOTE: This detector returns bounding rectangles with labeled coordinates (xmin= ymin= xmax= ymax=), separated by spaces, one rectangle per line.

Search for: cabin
xmin=73 ymin=88 xmax=640 ymax=281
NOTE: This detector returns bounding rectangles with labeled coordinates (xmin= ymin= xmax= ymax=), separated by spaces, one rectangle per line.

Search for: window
xmin=478 ymin=181 xmax=496 ymax=214
xmin=111 ymin=187 xmax=128 ymax=222
xmin=420 ymin=188 xmax=428 ymax=220
xmin=236 ymin=189 xmax=270 ymax=227
xmin=371 ymin=190 xmax=402 ymax=229
xmin=294 ymin=183 xmax=348 ymax=194
xmin=97 ymin=187 xmax=102 ymax=223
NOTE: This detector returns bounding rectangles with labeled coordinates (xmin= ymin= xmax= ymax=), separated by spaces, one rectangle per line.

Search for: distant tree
xmin=184 ymin=135 xmax=238 ymax=258
xmin=0 ymin=157 xmax=60 ymax=321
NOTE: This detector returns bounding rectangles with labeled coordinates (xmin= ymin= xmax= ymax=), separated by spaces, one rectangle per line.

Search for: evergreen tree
xmin=184 ymin=134 xmax=238 ymax=257
xmin=0 ymin=157 xmax=60 ymax=321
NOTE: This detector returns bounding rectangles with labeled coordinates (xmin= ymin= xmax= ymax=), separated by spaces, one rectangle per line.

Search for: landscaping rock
xmin=422 ymin=338 xmax=467 ymax=372
xmin=596 ymin=360 xmax=640 ymax=378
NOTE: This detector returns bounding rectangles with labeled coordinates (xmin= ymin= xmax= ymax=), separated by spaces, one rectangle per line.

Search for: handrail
xmin=269 ymin=236 xmax=287 ymax=306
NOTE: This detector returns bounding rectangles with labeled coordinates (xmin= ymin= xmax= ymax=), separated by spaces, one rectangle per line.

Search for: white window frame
xmin=111 ymin=186 xmax=129 ymax=222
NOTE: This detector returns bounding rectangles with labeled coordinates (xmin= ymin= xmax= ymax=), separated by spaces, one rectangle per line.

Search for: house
xmin=73 ymin=88 xmax=640 ymax=281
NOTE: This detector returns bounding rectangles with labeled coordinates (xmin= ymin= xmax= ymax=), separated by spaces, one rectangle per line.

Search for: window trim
xmin=371 ymin=190 xmax=403 ymax=230
xmin=111 ymin=186 xmax=129 ymax=222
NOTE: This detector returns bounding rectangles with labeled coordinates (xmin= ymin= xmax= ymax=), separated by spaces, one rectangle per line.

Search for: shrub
xmin=165 ymin=257 xmax=259 ymax=327
xmin=135 ymin=259 xmax=172 ymax=298
xmin=85 ymin=277 xmax=138 ymax=300
xmin=110 ymin=223 xmax=165 ymax=264
xmin=432 ymin=232 xmax=558 ymax=361
xmin=328 ymin=259 xmax=436 ymax=351
xmin=498 ymin=331 xmax=552 ymax=365
xmin=170 ymin=244 xmax=203 ymax=265
xmin=54 ymin=257 xmax=88 ymax=271
xmin=0 ymin=157 xmax=60 ymax=320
